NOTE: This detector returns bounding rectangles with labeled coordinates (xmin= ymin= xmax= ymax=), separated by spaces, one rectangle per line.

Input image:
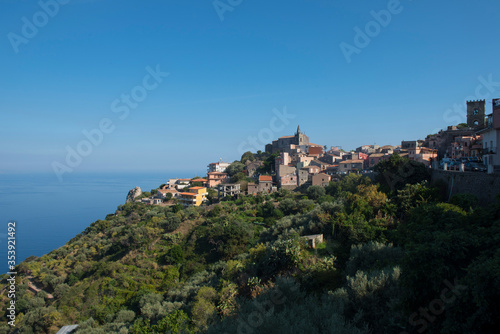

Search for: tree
xmin=231 ymin=172 xmax=247 ymax=183
xmin=164 ymin=192 xmax=173 ymax=202
xmin=374 ymin=153 xmax=430 ymax=194
xmin=114 ymin=310 xmax=136 ymax=324
xmin=306 ymin=185 xmax=326 ymax=200
xmin=326 ymin=173 xmax=371 ymax=197
xmin=192 ymin=287 xmax=217 ymax=331
xmin=206 ymin=188 xmax=217 ymax=203
xmin=165 ymin=245 xmax=184 ymax=265
xmin=258 ymin=152 xmax=280 ymax=174
xmin=240 ymin=151 xmax=255 ymax=164
xmin=160 ymin=213 xmax=181 ymax=232
xmin=226 ymin=161 xmax=245 ymax=176
xmin=393 ymin=181 xmax=440 ymax=220
xmin=449 ymin=193 xmax=479 ymax=211
xmin=278 ymin=198 xmax=297 ymax=215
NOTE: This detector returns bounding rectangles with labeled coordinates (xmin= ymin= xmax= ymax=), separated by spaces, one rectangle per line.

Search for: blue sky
xmin=1 ymin=0 xmax=500 ymax=178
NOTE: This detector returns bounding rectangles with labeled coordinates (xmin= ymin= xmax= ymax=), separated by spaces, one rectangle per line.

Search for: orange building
xmin=207 ymin=172 xmax=229 ymax=188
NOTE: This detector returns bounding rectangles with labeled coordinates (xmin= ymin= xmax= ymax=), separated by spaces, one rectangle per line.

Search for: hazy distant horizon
xmin=0 ymin=171 xmax=198 ymax=272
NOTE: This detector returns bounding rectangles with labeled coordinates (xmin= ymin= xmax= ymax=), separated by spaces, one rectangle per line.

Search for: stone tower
xmin=295 ymin=125 xmax=309 ymax=146
xmin=467 ymin=100 xmax=486 ymax=129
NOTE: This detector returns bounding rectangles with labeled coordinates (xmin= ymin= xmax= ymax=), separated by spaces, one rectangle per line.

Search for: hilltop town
xmin=4 ymin=100 xmax=500 ymax=334
xmin=133 ymin=98 xmax=500 ymax=207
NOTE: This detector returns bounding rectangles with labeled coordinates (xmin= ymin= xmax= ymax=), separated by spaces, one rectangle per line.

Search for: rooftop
xmin=312 ymin=159 xmax=329 ymax=165
xmin=57 ymin=325 xmax=79 ymax=334
xmin=259 ymin=175 xmax=273 ymax=182
xmin=369 ymin=153 xmax=386 ymax=158
xmin=157 ymin=189 xmax=179 ymax=194
xmin=340 ymin=159 xmax=364 ymax=164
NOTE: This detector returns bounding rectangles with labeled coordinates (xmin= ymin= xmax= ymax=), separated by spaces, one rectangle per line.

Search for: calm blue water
xmin=0 ymin=171 xmax=197 ymax=273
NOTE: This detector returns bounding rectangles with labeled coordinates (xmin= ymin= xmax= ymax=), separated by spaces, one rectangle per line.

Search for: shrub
xmin=114 ymin=310 xmax=135 ymax=324
xmin=449 ymin=193 xmax=479 ymax=211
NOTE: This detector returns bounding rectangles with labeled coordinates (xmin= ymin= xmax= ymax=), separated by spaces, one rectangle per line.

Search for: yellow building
xmin=179 ymin=187 xmax=207 ymax=207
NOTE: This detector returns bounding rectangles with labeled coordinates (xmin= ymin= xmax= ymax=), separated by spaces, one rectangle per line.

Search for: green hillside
xmin=1 ymin=157 xmax=500 ymax=333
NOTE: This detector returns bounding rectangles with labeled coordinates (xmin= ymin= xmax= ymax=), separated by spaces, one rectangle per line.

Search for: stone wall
xmin=431 ymin=170 xmax=500 ymax=205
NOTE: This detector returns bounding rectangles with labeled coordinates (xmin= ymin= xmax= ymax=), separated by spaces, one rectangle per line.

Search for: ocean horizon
xmin=0 ymin=170 xmax=201 ymax=273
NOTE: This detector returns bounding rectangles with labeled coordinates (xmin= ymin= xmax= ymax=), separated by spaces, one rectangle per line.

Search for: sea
xmin=0 ymin=171 xmax=198 ymax=274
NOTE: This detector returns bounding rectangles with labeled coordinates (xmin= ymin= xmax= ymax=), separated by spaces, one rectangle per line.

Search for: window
xmin=474 ymin=120 xmax=479 ymax=126
xmin=474 ymin=109 xmax=479 ymax=115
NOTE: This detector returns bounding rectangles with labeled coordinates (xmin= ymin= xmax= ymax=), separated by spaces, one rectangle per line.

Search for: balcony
xmin=483 ymin=147 xmax=497 ymax=154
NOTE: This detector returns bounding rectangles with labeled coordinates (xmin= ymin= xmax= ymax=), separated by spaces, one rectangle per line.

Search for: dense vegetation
xmin=1 ymin=155 xmax=499 ymax=333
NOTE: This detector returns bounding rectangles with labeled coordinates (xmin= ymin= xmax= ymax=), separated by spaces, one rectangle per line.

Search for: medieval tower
xmin=467 ymin=100 xmax=486 ymax=129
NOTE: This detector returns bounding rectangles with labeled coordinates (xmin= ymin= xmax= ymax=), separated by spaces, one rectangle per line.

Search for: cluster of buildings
xmin=138 ymin=99 xmax=500 ymax=207
xmin=424 ymin=99 xmax=500 ymax=173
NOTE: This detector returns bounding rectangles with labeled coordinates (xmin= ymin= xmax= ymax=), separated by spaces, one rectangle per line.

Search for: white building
xmin=207 ymin=161 xmax=231 ymax=173
xmin=478 ymin=99 xmax=500 ymax=173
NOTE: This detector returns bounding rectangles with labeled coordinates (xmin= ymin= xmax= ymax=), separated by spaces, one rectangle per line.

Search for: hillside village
xmin=5 ymin=102 xmax=500 ymax=334
xmin=133 ymin=99 xmax=500 ymax=207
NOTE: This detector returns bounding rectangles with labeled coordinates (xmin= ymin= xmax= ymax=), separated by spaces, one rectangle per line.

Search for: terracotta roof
xmin=279 ymin=135 xmax=294 ymax=139
xmin=180 ymin=192 xmax=197 ymax=196
xmin=259 ymin=175 xmax=273 ymax=182
xmin=157 ymin=189 xmax=178 ymax=194
xmin=178 ymin=178 xmax=191 ymax=181
xmin=340 ymin=159 xmax=364 ymax=164
xmin=369 ymin=153 xmax=385 ymax=158
xmin=191 ymin=178 xmax=207 ymax=182
xmin=189 ymin=187 xmax=205 ymax=190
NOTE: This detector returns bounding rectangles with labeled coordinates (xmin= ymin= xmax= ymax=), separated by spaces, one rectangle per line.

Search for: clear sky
xmin=1 ymin=0 xmax=500 ymax=178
